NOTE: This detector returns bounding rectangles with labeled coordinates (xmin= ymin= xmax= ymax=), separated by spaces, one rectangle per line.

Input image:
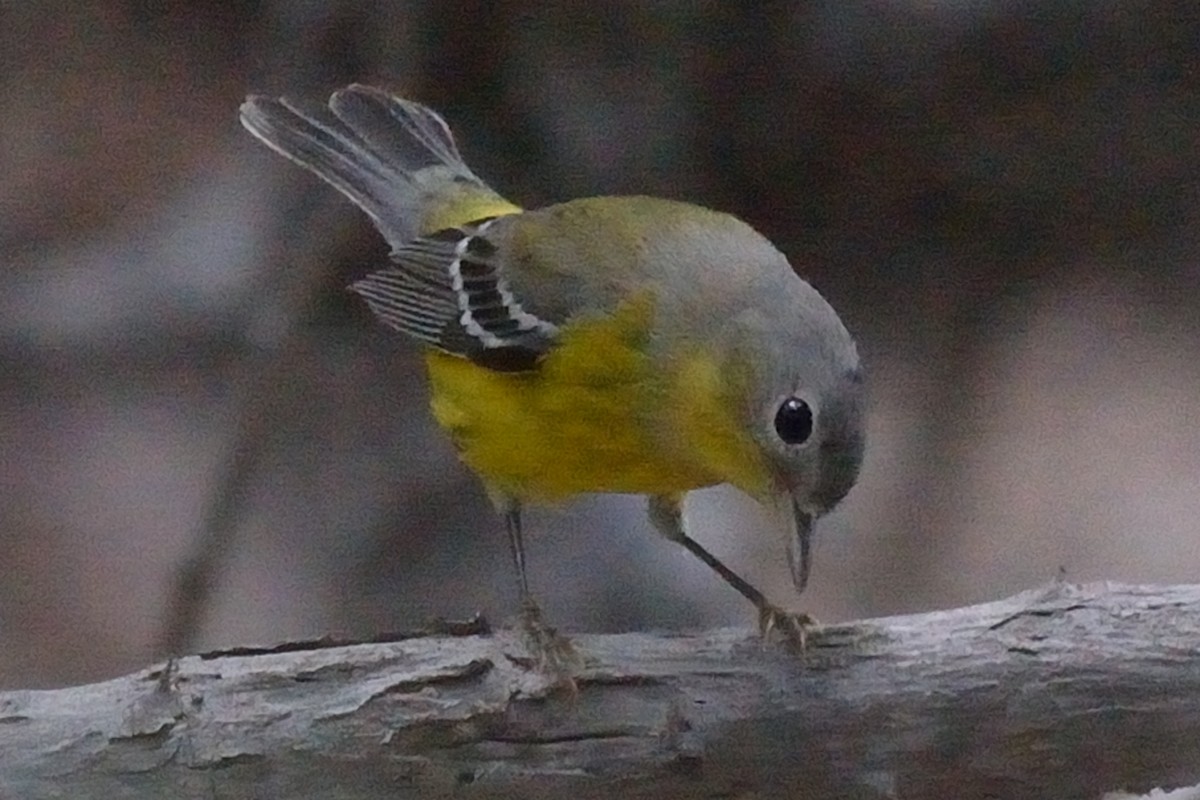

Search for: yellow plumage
xmin=426 ymin=292 xmax=771 ymax=501
xmin=420 ymin=192 xmax=521 ymax=238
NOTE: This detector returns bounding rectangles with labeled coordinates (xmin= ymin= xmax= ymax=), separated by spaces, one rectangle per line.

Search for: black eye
xmin=774 ymin=397 xmax=813 ymax=445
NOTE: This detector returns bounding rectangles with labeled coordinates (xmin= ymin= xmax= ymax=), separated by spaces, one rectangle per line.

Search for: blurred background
xmin=2 ymin=0 xmax=1199 ymax=689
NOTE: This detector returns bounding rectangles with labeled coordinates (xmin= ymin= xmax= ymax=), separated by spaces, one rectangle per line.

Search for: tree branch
xmin=4 ymin=582 xmax=1200 ymax=799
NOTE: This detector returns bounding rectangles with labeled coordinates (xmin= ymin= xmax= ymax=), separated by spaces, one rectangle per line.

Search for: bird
xmin=239 ymin=84 xmax=865 ymax=667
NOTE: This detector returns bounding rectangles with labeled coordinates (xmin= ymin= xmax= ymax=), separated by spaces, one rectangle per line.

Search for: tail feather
xmin=240 ymin=85 xmax=505 ymax=246
xmin=329 ymin=85 xmax=469 ymax=177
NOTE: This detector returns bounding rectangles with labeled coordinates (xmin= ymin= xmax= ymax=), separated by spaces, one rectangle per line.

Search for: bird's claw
xmin=519 ymin=599 xmax=584 ymax=691
xmin=758 ymin=604 xmax=818 ymax=654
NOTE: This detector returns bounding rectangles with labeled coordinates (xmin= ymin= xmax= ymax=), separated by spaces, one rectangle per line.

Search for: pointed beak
xmin=785 ymin=494 xmax=815 ymax=594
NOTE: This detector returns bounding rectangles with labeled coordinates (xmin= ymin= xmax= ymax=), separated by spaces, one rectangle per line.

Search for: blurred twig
xmin=155 ymin=0 xmax=428 ymax=656
xmin=155 ymin=320 xmax=324 ymax=655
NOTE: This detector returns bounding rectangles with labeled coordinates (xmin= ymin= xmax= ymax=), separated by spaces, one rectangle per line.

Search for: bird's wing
xmin=351 ymin=215 xmax=561 ymax=372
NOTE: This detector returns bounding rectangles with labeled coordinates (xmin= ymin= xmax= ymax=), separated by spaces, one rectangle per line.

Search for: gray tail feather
xmin=240 ymin=84 xmax=486 ymax=246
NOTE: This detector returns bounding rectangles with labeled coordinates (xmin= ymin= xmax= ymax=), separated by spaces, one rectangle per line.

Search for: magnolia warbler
xmin=240 ymin=85 xmax=865 ymax=658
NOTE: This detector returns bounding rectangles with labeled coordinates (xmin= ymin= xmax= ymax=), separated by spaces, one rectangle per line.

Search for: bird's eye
xmin=774 ymin=397 xmax=813 ymax=445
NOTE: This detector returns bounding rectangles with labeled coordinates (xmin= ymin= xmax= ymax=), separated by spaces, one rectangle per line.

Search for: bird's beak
xmin=783 ymin=493 xmax=815 ymax=594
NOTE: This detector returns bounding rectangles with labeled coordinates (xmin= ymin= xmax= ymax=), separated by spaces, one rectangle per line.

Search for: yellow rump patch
xmin=421 ymin=189 xmax=522 ymax=235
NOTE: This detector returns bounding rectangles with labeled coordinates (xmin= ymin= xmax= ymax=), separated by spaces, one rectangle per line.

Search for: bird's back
xmin=495 ymin=195 xmax=794 ymax=330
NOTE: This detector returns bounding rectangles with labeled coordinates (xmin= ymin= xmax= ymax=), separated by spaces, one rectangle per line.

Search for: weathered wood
xmin=3 ymin=582 xmax=1200 ymax=799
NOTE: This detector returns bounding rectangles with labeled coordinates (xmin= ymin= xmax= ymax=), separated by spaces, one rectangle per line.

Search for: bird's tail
xmin=240 ymin=84 xmax=518 ymax=245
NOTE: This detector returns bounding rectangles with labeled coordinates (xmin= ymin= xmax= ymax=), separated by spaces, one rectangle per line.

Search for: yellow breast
xmin=424 ymin=295 xmax=774 ymax=503
xmin=424 ymin=297 xmax=709 ymax=501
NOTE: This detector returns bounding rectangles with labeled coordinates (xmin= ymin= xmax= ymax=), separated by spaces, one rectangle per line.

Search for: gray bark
xmin=2 ymin=582 xmax=1199 ymax=799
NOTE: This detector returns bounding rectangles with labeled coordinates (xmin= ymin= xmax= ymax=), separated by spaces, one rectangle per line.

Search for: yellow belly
xmin=424 ymin=299 xmax=717 ymax=501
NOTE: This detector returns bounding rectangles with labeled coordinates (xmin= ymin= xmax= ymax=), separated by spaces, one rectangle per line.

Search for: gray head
xmin=698 ymin=234 xmax=867 ymax=594
xmin=648 ymin=207 xmax=865 ymax=511
xmin=738 ymin=275 xmax=865 ymax=505
xmin=748 ymin=272 xmax=865 ymax=592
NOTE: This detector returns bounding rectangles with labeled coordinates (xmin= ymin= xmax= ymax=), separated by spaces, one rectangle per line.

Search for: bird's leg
xmin=648 ymin=494 xmax=815 ymax=652
xmin=503 ymin=499 xmax=531 ymax=602
xmin=501 ymin=499 xmax=582 ymax=677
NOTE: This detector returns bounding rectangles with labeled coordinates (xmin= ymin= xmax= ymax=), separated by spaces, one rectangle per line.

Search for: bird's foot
xmin=758 ymin=603 xmax=818 ymax=654
xmin=518 ymin=599 xmax=584 ymax=690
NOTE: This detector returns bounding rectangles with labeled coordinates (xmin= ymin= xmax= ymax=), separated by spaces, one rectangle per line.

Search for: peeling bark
xmin=3 ymin=583 xmax=1200 ymax=799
